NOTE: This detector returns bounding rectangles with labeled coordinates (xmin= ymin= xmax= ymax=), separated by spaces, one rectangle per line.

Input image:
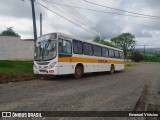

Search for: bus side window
xmin=93 ymin=45 xmax=101 ymax=57
xmin=63 ymin=41 xmax=67 ymax=53
xmin=113 ymin=50 xmax=115 ymax=58
xmin=59 ymin=39 xmax=63 ymax=53
xmin=73 ymin=40 xmax=82 ymax=54
xmin=119 ymin=52 xmax=124 ymax=59
xmin=109 ymin=49 xmax=114 ymax=58
xmin=109 ymin=49 xmax=112 ymax=58
xmin=93 ymin=45 xmax=97 ymax=56
xmin=78 ymin=41 xmax=83 ymax=54
xmin=106 ymin=48 xmax=109 ymax=57
xmin=88 ymin=44 xmax=93 ymax=56
xmin=119 ymin=52 xmax=121 ymax=59
xmin=59 ymin=38 xmax=72 ymax=54
xmin=115 ymin=51 xmax=119 ymax=58
xmin=102 ymin=47 xmax=106 ymax=57
xmin=102 ymin=47 xmax=108 ymax=57
xmin=73 ymin=41 xmax=78 ymax=53
xmin=83 ymin=42 xmax=89 ymax=55
xmin=66 ymin=41 xmax=72 ymax=54
xmin=98 ymin=46 xmax=102 ymax=57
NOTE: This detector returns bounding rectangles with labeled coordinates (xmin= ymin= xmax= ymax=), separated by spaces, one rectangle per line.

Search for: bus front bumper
xmin=33 ymin=67 xmax=58 ymax=75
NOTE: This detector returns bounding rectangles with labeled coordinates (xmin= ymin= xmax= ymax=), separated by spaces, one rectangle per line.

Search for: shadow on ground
xmin=37 ymin=71 xmax=123 ymax=82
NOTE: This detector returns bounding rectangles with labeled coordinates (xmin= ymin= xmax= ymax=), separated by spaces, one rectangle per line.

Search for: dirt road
xmin=0 ymin=62 xmax=160 ymax=119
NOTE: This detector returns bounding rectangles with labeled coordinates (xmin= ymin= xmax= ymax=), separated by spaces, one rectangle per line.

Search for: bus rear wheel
xmin=110 ymin=65 xmax=115 ymax=74
xmin=74 ymin=65 xmax=83 ymax=78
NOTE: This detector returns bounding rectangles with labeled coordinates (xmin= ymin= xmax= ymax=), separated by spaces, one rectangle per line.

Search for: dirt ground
xmin=0 ymin=74 xmax=33 ymax=84
xmin=0 ymin=62 xmax=160 ymax=120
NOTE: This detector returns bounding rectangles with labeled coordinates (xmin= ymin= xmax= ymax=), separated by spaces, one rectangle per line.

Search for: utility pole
xmin=136 ymin=45 xmax=146 ymax=56
xmin=125 ymin=35 xmax=128 ymax=61
xmin=40 ymin=13 xmax=42 ymax=36
xmin=31 ymin=0 xmax=37 ymax=42
xmin=143 ymin=45 xmax=146 ymax=56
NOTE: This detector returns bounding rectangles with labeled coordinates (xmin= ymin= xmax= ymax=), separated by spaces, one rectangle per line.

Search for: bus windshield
xmin=34 ymin=40 xmax=57 ymax=61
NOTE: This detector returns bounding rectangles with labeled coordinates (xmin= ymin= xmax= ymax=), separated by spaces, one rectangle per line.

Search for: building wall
xmin=0 ymin=36 xmax=34 ymax=60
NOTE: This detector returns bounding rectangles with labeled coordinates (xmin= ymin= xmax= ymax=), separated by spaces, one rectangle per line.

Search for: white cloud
xmin=0 ymin=0 xmax=160 ymax=48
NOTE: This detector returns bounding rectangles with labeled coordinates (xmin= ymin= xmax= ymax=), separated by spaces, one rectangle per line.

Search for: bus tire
xmin=74 ymin=65 xmax=83 ymax=78
xmin=110 ymin=65 xmax=115 ymax=74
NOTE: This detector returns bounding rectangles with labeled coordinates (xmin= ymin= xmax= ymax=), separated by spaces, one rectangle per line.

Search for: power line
xmin=120 ymin=20 xmax=160 ymax=29
xmin=82 ymin=0 xmax=160 ymax=19
xmin=41 ymin=0 xmax=115 ymax=37
xmin=79 ymin=0 xmax=120 ymax=36
xmin=52 ymin=0 xmax=117 ymax=37
xmin=48 ymin=0 xmax=119 ymax=37
xmin=136 ymin=45 xmax=147 ymax=56
xmin=35 ymin=0 xmax=42 ymax=14
xmin=36 ymin=1 xmax=103 ymax=36
xmin=44 ymin=0 xmax=160 ymax=36
xmin=47 ymin=2 xmax=160 ymax=20
xmin=36 ymin=0 xmax=160 ymax=41
xmin=41 ymin=0 xmax=105 ymax=36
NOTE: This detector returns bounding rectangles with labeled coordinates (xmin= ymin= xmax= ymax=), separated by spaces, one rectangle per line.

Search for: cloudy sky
xmin=0 ymin=0 xmax=160 ymax=48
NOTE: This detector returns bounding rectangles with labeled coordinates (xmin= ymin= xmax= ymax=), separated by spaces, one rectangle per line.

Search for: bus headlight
xmin=48 ymin=63 xmax=54 ymax=69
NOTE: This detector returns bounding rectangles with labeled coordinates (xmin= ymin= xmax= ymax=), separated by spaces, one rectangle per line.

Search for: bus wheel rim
xmin=111 ymin=66 xmax=114 ymax=74
xmin=75 ymin=66 xmax=82 ymax=77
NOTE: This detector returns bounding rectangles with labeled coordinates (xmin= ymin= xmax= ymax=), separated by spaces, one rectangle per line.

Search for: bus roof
xmin=41 ymin=32 xmax=123 ymax=52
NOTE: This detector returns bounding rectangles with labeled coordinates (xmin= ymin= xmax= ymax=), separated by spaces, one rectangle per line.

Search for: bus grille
xmin=36 ymin=62 xmax=50 ymax=65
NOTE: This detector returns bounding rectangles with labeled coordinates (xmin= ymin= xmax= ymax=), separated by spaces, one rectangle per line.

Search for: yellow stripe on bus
xmin=58 ymin=57 xmax=124 ymax=64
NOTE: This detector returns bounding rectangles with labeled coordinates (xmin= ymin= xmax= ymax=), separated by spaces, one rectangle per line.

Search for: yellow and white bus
xmin=34 ymin=32 xmax=124 ymax=78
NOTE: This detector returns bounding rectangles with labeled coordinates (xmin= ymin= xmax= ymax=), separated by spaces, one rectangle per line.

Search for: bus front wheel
xmin=110 ymin=65 xmax=115 ymax=74
xmin=74 ymin=65 xmax=83 ymax=78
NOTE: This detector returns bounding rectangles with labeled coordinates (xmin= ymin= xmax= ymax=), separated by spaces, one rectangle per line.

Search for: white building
xmin=0 ymin=35 xmax=34 ymax=60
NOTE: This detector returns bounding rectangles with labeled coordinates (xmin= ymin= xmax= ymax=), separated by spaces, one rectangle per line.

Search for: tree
xmin=110 ymin=33 xmax=136 ymax=59
xmin=93 ymin=36 xmax=115 ymax=47
xmin=1 ymin=27 xmax=19 ymax=36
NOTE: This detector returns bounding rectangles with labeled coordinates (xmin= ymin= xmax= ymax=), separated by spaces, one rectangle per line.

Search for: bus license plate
xmin=39 ymin=70 xmax=46 ymax=73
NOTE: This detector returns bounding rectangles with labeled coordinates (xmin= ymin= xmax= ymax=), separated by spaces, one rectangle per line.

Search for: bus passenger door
xmin=58 ymin=38 xmax=73 ymax=75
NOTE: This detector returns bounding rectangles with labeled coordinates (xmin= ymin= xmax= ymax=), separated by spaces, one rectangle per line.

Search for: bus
xmin=33 ymin=32 xmax=124 ymax=78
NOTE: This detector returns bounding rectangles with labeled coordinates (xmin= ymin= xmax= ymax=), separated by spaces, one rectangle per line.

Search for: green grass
xmin=0 ymin=60 xmax=33 ymax=77
xmin=144 ymin=56 xmax=160 ymax=62
xmin=125 ymin=61 xmax=141 ymax=68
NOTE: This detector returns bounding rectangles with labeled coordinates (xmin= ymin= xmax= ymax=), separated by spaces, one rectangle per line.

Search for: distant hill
xmin=135 ymin=48 xmax=160 ymax=55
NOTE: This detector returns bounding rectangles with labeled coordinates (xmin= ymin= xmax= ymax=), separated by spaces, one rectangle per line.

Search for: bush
xmin=144 ymin=54 xmax=160 ymax=62
xmin=130 ymin=51 xmax=144 ymax=62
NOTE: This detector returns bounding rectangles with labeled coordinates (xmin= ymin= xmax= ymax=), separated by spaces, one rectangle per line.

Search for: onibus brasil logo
xmin=2 ymin=112 xmax=42 ymax=118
